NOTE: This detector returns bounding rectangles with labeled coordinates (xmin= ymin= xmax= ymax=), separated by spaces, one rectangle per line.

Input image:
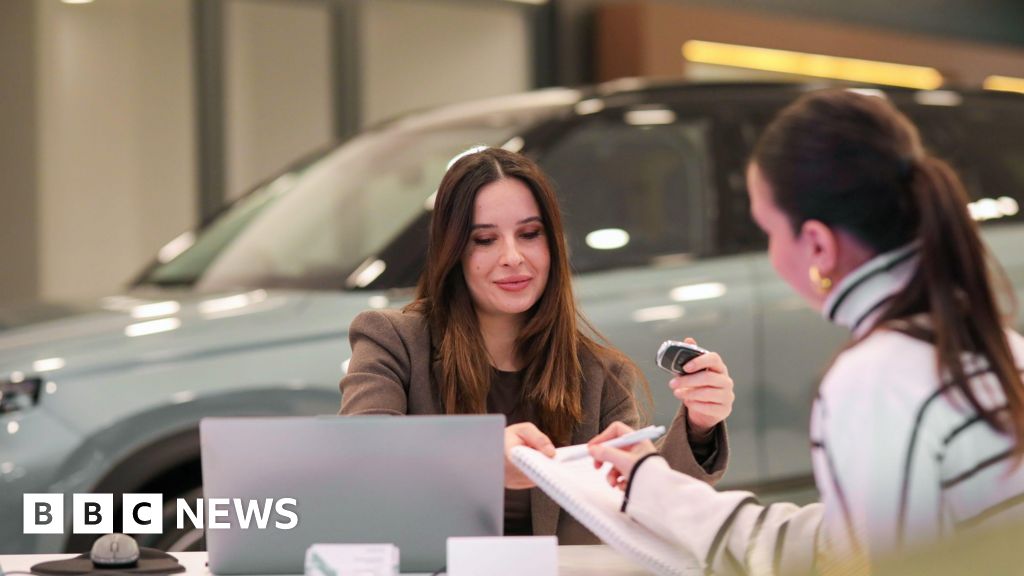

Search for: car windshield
xmin=138 ymin=117 xmax=535 ymax=292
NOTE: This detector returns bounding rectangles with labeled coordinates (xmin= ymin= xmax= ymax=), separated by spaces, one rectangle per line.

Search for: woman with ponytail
xmin=588 ymin=89 xmax=1024 ymax=572
xmin=339 ymin=147 xmax=734 ymax=543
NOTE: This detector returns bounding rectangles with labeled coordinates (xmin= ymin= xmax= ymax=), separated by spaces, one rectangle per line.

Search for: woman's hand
xmin=588 ymin=422 xmax=658 ymax=491
xmin=504 ymin=422 xmax=556 ymax=489
xmin=671 ymin=338 xmax=734 ymax=435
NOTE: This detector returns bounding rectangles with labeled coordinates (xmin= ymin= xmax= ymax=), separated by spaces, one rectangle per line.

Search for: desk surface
xmin=0 ymin=546 xmax=651 ymax=576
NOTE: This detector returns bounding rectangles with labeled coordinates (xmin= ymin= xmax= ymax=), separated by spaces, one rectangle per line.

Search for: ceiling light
xmin=682 ymin=40 xmax=943 ymax=90
xmin=984 ymin=75 xmax=1024 ymax=95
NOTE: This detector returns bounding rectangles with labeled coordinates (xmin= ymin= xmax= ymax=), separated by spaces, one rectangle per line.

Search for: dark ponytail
xmin=883 ymin=156 xmax=1024 ymax=457
xmin=753 ymin=89 xmax=1024 ymax=458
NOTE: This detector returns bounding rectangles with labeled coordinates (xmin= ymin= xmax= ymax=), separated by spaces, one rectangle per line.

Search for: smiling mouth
xmin=495 ymin=277 xmax=531 ymax=292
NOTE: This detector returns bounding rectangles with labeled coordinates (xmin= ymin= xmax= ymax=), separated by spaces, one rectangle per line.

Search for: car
xmin=2 ymin=81 xmax=1023 ymax=553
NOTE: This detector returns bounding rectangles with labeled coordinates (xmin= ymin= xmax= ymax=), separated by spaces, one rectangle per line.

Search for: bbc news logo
xmin=24 ymin=494 xmax=299 ymax=535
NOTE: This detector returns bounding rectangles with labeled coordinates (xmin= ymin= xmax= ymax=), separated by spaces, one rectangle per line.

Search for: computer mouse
xmin=90 ymin=533 xmax=140 ymax=567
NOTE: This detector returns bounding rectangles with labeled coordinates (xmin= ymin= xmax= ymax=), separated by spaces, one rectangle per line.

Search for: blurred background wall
xmin=360 ymin=0 xmax=531 ymax=126
xmin=1 ymin=0 xmax=1022 ymax=305
xmin=35 ymin=0 xmax=195 ymax=302
xmin=553 ymin=0 xmax=1024 ymax=85
xmin=224 ymin=0 xmax=333 ymax=201
xmin=0 ymin=0 xmax=40 ymax=304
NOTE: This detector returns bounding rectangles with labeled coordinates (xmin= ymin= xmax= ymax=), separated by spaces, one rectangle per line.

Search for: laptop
xmin=200 ymin=415 xmax=505 ymax=574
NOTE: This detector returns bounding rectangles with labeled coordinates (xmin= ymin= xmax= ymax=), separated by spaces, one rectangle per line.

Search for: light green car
xmin=2 ymin=82 xmax=1023 ymax=553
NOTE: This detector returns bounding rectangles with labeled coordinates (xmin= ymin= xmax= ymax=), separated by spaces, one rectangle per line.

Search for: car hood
xmin=0 ymin=289 xmax=350 ymax=380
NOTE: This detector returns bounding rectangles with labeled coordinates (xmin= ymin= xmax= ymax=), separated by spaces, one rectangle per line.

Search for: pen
xmin=555 ymin=425 xmax=666 ymax=462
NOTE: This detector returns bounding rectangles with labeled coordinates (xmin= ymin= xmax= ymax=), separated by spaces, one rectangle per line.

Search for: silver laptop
xmin=200 ymin=415 xmax=504 ymax=574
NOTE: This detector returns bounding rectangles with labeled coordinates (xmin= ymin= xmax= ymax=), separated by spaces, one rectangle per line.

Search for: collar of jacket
xmin=822 ymin=241 xmax=920 ymax=338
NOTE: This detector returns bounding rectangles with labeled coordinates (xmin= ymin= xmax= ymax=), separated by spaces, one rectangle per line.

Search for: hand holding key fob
xmin=656 ymin=340 xmax=708 ymax=375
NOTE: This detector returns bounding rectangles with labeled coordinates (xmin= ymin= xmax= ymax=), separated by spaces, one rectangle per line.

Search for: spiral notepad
xmin=511 ymin=446 xmax=702 ymax=576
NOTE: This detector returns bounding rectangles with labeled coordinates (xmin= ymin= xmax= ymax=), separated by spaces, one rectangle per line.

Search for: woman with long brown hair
xmin=340 ymin=147 xmax=734 ymax=543
xmin=588 ymin=89 xmax=1024 ymax=572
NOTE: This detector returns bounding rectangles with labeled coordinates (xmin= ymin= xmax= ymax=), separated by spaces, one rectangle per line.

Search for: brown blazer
xmin=339 ymin=309 xmax=729 ymax=544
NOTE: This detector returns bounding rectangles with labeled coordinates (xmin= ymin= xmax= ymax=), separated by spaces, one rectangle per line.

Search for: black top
xmin=487 ymin=367 xmax=534 ymax=536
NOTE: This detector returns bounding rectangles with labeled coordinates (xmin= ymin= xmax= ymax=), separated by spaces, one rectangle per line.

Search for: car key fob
xmin=656 ymin=340 xmax=707 ymax=375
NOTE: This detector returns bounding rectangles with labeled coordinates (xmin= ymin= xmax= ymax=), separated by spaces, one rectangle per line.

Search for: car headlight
xmin=1 ymin=375 xmax=42 ymax=414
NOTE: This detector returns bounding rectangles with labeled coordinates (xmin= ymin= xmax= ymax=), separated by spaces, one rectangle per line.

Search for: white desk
xmin=0 ymin=546 xmax=651 ymax=575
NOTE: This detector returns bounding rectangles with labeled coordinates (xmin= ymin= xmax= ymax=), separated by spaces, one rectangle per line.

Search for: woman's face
xmin=747 ymin=163 xmax=825 ymax=309
xmin=461 ymin=177 xmax=551 ymax=322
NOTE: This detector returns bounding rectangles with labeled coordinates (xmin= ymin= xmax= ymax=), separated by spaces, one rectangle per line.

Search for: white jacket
xmin=624 ymin=245 xmax=1024 ymax=574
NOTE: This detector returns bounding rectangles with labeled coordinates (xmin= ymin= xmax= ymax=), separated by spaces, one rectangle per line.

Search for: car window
xmin=723 ymin=93 xmax=1024 ymax=258
xmin=960 ymin=98 xmax=1024 ymax=224
xmin=539 ymin=114 xmax=715 ymax=274
xmin=902 ymin=99 xmax=1022 ymax=225
xmin=142 ymin=169 xmax=300 ymax=287
xmin=141 ymin=122 xmax=526 ymax=291
xmin=719 ymin=108 xmax=780 ymax=256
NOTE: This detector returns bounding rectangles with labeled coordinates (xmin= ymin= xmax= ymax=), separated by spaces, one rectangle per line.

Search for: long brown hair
xmin=752 ymin=89 xmax=1024 ymax=457
xmin=409 ymin=147 xmax=638 ymax=444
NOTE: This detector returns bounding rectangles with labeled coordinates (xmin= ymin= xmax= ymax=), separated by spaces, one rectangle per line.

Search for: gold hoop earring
xmin=809 ymin=266 xmax=832 ymax=294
